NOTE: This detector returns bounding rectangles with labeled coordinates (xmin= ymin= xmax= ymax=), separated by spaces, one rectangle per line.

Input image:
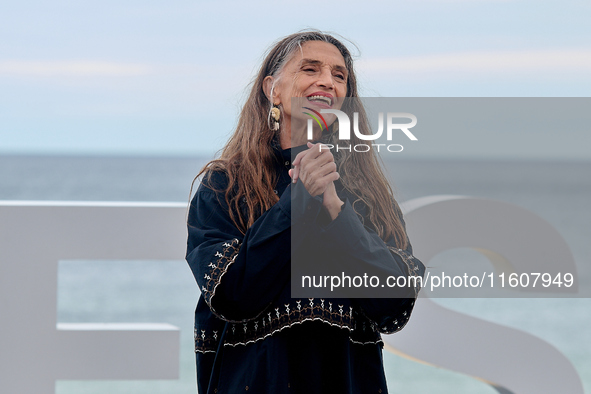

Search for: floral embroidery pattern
xmin=388 ymin=247 xmax=425 ymax=298
xmin=373 ymin=300 xmax=416 ymax=335
xmin=194 ymin=240 xmax=423 ymax=352
xmin=195 ymin=297 xmax=385 ymax=353
xmin=200 ymin=238 xmax=241 ymax=320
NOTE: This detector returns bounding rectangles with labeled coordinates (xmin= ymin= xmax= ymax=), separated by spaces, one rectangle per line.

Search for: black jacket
xmin=186 ymin=144 xmax=425 ymax=394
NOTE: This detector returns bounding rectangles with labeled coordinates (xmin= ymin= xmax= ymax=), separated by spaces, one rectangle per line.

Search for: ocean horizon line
xmin=2 ymin=151 xmax=591 ymax=165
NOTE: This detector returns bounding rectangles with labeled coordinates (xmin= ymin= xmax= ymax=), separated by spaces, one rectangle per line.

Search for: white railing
xmin=0 ymin=198 xmax=584 ymax=394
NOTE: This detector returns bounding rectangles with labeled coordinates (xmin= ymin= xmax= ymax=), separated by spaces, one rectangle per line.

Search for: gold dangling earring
xmin=270 ymin=104 xmax=280 ymax=131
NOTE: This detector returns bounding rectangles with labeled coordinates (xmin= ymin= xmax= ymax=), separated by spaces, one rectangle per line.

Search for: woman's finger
xmin=319 ymin=161 xmax=337 ymax=177
xmin=292 ymin=148 xmax=310 ymax=167
xmin=305 ymin=142 xmax=331 ymax=161
xmin=290 ymin=165 xmax=300 ymax=183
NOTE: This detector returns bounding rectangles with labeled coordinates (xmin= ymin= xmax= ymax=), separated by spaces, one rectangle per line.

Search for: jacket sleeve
xmin=318 ymin=196 xmax=426 ymax=334
xmin=186 ymin=172 xmax=323 ymax=322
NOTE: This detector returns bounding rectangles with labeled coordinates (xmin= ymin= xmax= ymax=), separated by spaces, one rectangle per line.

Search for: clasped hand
xmin=288 ymin=142 xmax=344 ymax=220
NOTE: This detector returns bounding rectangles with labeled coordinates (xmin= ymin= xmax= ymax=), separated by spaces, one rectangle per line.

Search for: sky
xmin=1 ymin=0 xmax=590 ymax=159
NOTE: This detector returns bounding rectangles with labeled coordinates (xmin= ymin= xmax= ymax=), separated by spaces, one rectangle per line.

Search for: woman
xmin=186 ymin=30 xmax=425 ymax=394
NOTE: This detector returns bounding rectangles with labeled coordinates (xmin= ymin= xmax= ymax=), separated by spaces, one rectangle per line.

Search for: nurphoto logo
xmin=303 ymin=108 xmax=418 ymax=153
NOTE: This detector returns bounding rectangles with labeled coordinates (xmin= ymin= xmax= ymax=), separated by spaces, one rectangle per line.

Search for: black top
xmin=186 ymin=144 xmax=425 ymax=394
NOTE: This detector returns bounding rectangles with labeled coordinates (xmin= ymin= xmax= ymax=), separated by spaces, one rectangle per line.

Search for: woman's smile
xmin=306 ymin=91 xmax=334 ymax=108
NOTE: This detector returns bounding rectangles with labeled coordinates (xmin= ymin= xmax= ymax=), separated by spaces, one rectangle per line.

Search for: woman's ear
xmin=263 ymin=76 xmax=277 ymax=104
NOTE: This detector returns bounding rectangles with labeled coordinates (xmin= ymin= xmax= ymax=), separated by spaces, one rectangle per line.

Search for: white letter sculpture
xmin=384 ymin=196 xmax=583 ymax=394
xmin=0 ymin=201 xmax=185 ymax=394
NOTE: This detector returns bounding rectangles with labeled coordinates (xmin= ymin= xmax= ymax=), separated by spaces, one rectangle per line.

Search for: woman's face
xmin=267 ymin=41 xmax=348 ymax=133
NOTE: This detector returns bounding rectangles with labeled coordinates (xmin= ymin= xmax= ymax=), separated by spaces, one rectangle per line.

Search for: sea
xmin=1 ymin=155 xmax=590 ymax=394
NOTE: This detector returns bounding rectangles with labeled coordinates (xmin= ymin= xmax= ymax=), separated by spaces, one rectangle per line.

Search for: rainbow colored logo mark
xmin=302 ymin=107 xmax=328 ymax=131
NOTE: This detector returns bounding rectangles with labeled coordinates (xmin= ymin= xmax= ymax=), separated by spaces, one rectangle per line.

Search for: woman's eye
xmin=303 ymin=68 xmax=316 ymax=72
xmin=335 ymin=74 xmax=346 ymax=81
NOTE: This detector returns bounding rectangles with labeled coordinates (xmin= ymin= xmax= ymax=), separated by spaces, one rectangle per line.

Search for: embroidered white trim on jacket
xmin=200 ymin=238 xmax=252 ymax=323
xmin=194 ymin=297 xmax=394 ymax=353
xmin=195 ymin=241 xmax=424 ymax=352
xmin=388 ymin=246 xmax=424 ymax=299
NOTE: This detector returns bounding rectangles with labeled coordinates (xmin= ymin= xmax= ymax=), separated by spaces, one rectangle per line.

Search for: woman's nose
xmin=316 ymin=68 xmax=335 ymax=89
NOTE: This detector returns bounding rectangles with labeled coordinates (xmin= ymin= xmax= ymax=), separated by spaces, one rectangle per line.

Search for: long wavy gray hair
xmin=194 ymin=29 xmax=408 ymax=248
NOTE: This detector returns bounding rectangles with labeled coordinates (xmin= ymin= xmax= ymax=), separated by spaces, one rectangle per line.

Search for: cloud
xmin=358 ymin=49 xmax=591 ymax=77
xmin=0 ymin=61 xmax=154 ymax=77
